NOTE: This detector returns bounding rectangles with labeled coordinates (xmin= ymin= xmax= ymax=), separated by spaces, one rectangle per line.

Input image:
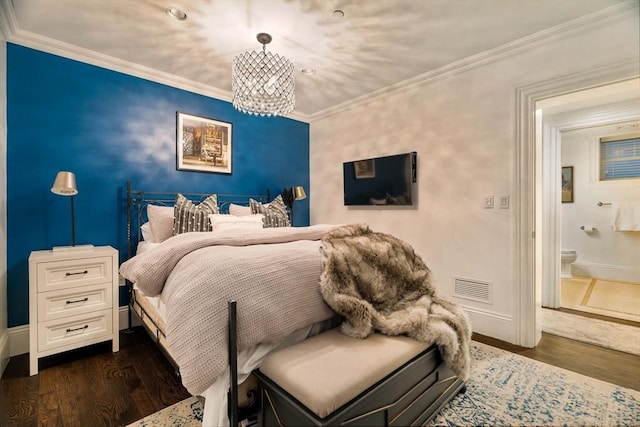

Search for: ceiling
xmin=1 ymin=0 xmax=631 ymax=119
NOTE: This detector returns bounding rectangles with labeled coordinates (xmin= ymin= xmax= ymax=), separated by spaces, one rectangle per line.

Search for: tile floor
xmin=561 ymin=276 xmax=640 ymax=322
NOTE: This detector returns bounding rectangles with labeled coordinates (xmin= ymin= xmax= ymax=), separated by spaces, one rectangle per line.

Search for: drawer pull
xmin=65 ymin=270 xmax=88 ymax=277
xmin=66 ymin=297 xmax=89 ymax=305
xmin=66 ymin=325 xmax=89 ymax=333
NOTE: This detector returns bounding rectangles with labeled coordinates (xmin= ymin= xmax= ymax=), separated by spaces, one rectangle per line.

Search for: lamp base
xmin=52 ymin=244 xmax=95 ymax=253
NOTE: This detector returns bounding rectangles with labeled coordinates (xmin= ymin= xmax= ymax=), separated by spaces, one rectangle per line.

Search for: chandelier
xmin=232 ymin=33 xmax=295 ymax=117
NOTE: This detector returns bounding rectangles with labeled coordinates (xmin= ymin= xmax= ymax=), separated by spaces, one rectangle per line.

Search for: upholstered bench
xmin=253 ymin=328 xmax=465 ymax=427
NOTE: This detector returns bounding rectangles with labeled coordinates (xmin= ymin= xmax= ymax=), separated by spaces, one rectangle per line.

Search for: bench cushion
xmin=259 ymin=328 xmax=431 ymax=418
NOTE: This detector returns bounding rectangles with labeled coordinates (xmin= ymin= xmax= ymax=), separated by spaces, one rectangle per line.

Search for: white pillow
xmin=209 ymin=214 xmax=264 ymax=231
xmin=140 ymin=222 xmax=155 ymax=242
xmin=229 ymin=203 xmax=253 ymax=216
xmin=147 ymin=205 xmax=175 ymax=243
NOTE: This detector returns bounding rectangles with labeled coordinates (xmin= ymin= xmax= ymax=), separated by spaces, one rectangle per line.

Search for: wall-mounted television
xmin=343 ymin=152 xmax=416 ymax=206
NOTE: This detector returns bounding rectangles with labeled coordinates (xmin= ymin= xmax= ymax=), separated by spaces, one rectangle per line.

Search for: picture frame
xmin=562 ymin=166 xmax=573 ymax=203
xmin=176 ymin=112 xmax=232 ymax=174
xmin=354 ymin=159 xmax=375 ymax=179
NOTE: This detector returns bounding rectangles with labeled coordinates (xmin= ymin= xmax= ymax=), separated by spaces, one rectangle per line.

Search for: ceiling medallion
xmin=232 ymin=33 xmax=295 ymax=117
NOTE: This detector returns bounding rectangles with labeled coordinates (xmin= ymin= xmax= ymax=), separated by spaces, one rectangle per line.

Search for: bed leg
xmin=124 ymin=280 xmax=135 ymax=333
xmin=228 ymin=300 xmax=239 ymax=427
xmin=124 ymin=181 xmax=136 ymax=334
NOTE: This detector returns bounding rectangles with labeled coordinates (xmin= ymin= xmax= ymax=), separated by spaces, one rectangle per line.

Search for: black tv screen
xmin=343 ymin=152 xmax=416 ymax=206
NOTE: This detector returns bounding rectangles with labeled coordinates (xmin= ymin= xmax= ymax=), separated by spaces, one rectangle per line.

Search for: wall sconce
xmin=51 ymin=171 xmax=92 ymax=251
xmin=282 ymin=185 xmax=307 ymax=226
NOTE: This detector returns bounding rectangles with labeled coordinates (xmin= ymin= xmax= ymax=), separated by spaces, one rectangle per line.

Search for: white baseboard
xmin=573 ymin=262 xmax=640 ymax=283
xmin=8 ymin=306 xmax=137 ymax=357
xmin=8 ymin=324 xmax=28 ymax=357
xmin=0 ymin=329 xmax=9 ymax=375
xmin=460 ymin=305 xmax=514 ymax=344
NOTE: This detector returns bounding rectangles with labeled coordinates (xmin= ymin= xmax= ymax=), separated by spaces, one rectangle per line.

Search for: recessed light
xmin=301 ymin=68 xmax=316 ymax=75
xmin=332 ymin=9 xmax=345 ymax=19
xmin=166 ymin=7 xmax=187 ymax=21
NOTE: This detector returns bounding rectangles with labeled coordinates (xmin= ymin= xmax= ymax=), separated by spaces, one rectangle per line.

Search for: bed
xmin=122 ymin=182 xmax=344 ymax=426
xmin=123 ymin=181 xmax=272 ymax=377
xmin=120 ymin=182 xmax=471 ymax=427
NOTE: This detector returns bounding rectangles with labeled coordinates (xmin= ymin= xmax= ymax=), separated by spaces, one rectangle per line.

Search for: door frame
xmin=514 ymin=59 xmax=639 ymax=347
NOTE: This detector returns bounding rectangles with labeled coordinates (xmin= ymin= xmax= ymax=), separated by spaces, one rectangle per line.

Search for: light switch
xmin=499 ymin=195 xmax=509 ymax=209
xmin=484 ymin=195 xmax=494 ymax=209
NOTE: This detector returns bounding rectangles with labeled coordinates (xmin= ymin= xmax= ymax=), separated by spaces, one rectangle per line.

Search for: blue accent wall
xmin=7 ymin=44 xmax=310 ymax=328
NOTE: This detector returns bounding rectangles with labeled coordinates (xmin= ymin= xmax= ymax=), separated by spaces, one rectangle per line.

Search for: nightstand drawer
xmin=37 ymin=256 xmax=113 ymax=292
xmin=38 ymin=310 xmax=113 ymax=352
xmin=37 ymin=283 xmax=112 ymax=322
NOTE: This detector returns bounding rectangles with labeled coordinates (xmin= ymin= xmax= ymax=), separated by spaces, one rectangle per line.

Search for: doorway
xmin=536 ymin=80 xmax=640 ymax=310
xmin=514 ymin=60 xmax=639 ymax=348
xmin=543 ymin=104 xmax=640 ymax=315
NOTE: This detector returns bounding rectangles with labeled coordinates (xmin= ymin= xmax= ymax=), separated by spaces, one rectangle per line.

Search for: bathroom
xmin=559 ymin=119 xmax=640 ymax=323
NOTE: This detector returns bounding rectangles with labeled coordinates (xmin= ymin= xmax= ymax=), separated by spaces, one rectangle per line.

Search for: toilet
xmin=561 ymin=249 xmax=577 ymax=279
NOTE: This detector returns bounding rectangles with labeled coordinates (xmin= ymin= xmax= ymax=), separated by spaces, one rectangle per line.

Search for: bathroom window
xmin=599 ymin=133 xmax=640 ymax=181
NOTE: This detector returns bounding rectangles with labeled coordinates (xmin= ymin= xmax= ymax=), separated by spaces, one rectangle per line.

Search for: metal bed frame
xmin=124 ymin=181 xmax=270 ymax=425
xmin=125 ymin=181 xmax=270 ymax=260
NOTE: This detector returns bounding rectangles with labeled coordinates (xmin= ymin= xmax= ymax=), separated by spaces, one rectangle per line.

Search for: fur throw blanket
xmin=319 ymin=224 xmax=472 ymax=381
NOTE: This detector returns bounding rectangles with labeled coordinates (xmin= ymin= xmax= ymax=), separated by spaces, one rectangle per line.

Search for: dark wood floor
xmin=0 ymin=328 xmax=190 ymax=427
xmin=1 ymin=326 xmax=639 ymax=426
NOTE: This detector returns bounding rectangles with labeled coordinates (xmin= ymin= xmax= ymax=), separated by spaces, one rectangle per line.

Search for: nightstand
xmin=28 ymin=245 xmax=119 ymax=375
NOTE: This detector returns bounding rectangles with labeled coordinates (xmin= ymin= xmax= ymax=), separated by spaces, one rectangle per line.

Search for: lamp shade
xmin=51 ymin=171 xmax=78 ymax=196
xmin=293 ymin=186 xmax=306 ymax=201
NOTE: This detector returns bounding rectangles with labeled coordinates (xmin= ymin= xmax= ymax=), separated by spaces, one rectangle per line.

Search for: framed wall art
xmin=562 ymin=166 xmax=573 ymax=203
xmin=176 ymin=112 xmax=232 ymax=174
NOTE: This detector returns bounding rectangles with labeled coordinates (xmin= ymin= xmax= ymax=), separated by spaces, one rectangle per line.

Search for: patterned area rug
xmin=127 ymin=341 xmax=640 ymax=427
xmin=430 ymin=342 xmax=639 ymax=426
xmin=127 ymin=397 xmax=203 ymax=426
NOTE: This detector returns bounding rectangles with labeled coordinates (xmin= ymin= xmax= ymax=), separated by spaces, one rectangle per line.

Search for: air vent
xmin=454 ymin=277 xmax=492 ymax=304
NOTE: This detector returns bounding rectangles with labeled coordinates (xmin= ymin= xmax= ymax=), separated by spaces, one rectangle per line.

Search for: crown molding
xmin=0 ymin=1 xmax=310 ymax=123
xmin=1 ymin=0 xmax=634 ymax=125
xmin=8 ymin=26 xmax=234 ymax=104
xmin=309 ymin=1 xmax=639 ymax=122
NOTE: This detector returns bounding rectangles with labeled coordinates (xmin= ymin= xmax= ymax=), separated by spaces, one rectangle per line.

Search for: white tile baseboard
xmin=573 ymin=262 xmax=640 ymax=283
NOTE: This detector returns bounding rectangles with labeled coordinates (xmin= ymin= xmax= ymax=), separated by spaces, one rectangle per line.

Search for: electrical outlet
xmin=499 ymin=195 xmax=509 ymax=209
xmin=484 ymin=195 xmax=494 ymax=209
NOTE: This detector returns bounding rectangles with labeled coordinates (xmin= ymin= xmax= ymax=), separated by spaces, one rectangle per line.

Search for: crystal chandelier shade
xmin=232 ymin=33 xmax=295 ymax=117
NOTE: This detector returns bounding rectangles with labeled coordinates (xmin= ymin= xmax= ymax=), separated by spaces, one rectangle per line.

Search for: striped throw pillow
xmin=249 ymin=194 xmax=291 ymax=227
xmin=173 ymin=193 xmax=220 ymax=235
